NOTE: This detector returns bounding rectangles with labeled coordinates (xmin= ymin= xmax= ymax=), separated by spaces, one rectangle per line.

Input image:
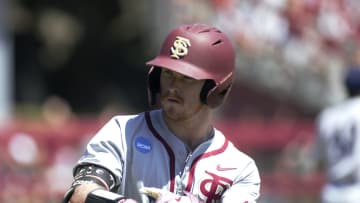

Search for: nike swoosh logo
xmin=175 ymin=197 xmax=182 ymax=202
xmin=216 ymin=164 xmax=237 ymax=171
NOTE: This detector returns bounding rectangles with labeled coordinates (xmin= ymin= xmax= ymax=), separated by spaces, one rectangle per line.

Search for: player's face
xmin=160 ymin=69 xmax=206 ymax=121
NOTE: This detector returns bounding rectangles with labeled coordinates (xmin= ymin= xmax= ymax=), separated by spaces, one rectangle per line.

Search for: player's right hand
xmin=118 ymin=199 xmax=138 ymax=203
xmin=68 ymin=184 xmax=138 ymax=203
xmin=140 ymin=187 xmax=204 ymax=203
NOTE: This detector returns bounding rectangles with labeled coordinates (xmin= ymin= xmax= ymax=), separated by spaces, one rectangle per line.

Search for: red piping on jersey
xmin=145 ymin=111 xmax=176 ymax=192
xmin=185 ymin=139 xmax=229 ymax=192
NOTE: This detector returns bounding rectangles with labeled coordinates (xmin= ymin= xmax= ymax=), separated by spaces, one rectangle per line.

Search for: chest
xmin=128 ymin=138 xmax=238 ymax=202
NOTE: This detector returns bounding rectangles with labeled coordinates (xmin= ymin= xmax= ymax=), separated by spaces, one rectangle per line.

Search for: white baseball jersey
xmin=75 ymin=109 xmax=260 ymax=203
xmin=315 ymin=97 xmax=360 ymax=203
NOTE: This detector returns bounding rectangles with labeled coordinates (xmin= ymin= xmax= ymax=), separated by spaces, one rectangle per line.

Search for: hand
xmin=140 ymin=187 xmax=203 ymax=203
xmin=72 ymin=187 xmax=139 ymax=203
xmin=118 ymin=199 xmax=138 ymax=203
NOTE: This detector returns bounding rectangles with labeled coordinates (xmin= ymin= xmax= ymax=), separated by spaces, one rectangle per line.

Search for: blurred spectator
xmin=275 ymin=132 xmax=315 ymax=175
xmin=37 ymin=8 xmax=83 ymax=69
xmin=207 ymin=0 xmax=349 ymax=116
xmin=11 ymin=0 xmax=148 ymax=115
xmin=8 ymin=132 xmax=39 ymax=166
xmin=42 ymin=95 xmax=73 ymax=128
xmin=311 ymin=67 xmax=360 ymax=203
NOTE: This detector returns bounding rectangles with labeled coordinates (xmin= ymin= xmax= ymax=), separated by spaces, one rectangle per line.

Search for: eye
xmin=182 ymin=75 xmax=195 ymax=82
xmin=162 ymin=69 xmax=173 ymax=77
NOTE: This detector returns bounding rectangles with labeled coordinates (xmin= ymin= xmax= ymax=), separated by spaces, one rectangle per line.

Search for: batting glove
xmin=140 ymin=187 xmax=204 ymax=203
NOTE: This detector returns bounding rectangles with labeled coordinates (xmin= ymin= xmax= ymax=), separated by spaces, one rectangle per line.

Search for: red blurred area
xmin=0 ymin=118 xmax=101 ymax=202
xmin=216 ymin=118 xmax=315 ymax=152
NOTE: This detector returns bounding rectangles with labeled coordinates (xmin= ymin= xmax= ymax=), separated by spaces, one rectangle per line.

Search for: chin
xmin=162 ymin=103 xmax=182 ymax=120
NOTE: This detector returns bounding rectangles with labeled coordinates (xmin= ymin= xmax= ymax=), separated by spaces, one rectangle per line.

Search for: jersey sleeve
xmin=221 ymin=160 xmax=261 ymax=203
xmin=74 ymin=116 xmax=127 ymax=187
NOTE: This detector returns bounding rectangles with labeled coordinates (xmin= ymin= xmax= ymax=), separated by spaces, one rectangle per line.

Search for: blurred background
xmin=1 ymin=0 xmax=360 ymax=202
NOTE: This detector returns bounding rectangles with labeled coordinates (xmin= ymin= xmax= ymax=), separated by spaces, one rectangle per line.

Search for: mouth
xmin=161 ymin=94 xmax=182 ymax=104
xmin=166 ymin=97 xmax=181 ymax=103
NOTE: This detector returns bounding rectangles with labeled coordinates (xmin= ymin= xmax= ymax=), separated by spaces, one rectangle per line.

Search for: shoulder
xmin=109 ymin=111 xmax=151 ymax=127
xmin=316 ymin=98 xmax=360 ymax=140
xmin=111 ymin=112 xmax=144 ymax=122
xmin=94 ymin=112 xmax=147 ymax=136
xmin=318 ymin=97 xmax=360 ymax=123
xmin=111 ymin=109 xmax=162 ymax=122
xmin=229 ymin=141 xmax=256 ymax=166
xmin=214 ymin=129 xmax=257 ymax=167
xmin=224 ymin=141 xmax=260 ymax=182
xmin=104 ymin=110 xmax=164 ymax=134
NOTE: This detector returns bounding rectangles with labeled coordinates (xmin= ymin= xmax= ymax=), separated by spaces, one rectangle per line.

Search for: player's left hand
xmin=140 ymin=187 xmax=203 ymax=203
xmin=118 ymin=199 xmax=138 ymax=203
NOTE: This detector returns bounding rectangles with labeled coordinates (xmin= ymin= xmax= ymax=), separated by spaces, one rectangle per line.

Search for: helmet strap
xmin=148 ymin=67 xmax=161 ymax=106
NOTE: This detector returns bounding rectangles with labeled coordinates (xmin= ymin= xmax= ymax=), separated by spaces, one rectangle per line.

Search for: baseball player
xmin=315 ymin=67 xmax=360 ymax=203
xmin=63 ymin=23 xmax=261 ymax=203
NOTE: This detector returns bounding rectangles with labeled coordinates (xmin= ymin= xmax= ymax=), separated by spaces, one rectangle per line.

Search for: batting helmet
xmin=146 ymin=23 xmax=235 ymax=108
xmin=345 ymin=67 xmax=360 ymax=97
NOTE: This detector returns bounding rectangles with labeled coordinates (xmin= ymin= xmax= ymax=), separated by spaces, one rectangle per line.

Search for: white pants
xmin=321 ymin=183 xmax=360 ymax=203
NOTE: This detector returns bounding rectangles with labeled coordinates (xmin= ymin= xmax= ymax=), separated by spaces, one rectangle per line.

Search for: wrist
xmin=85 ymin=189 xmax=126 ymax=203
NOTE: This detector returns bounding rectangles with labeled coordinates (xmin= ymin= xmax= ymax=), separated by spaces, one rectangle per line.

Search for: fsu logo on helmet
xmin=170 ymin=36 xmax=191 ymax=59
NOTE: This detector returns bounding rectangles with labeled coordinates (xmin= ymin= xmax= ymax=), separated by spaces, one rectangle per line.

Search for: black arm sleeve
xmin=62 ymin=164 xmax=119 ymax=203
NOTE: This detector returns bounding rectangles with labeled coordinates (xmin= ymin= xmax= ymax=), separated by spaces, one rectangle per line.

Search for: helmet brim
xmin=146 ymin=56 xmax=214 ymax=81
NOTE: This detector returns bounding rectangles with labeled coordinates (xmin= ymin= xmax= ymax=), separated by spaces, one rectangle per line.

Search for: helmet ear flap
xmin=205 ymin=77 xmax=233 ymax=108
xmin=148 ymin=66 xmax=161 ymax=106
xmin=200 ymin=80 xmax=216 ymax=104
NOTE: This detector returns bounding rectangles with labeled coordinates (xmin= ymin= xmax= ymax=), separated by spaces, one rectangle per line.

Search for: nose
xmin=168 ymin=73 xmax=182 ymax=88
xmin=166 ymin=80 xmax=180 ymax=97
xmin=169 ymin=77 xmax=178 ymax=88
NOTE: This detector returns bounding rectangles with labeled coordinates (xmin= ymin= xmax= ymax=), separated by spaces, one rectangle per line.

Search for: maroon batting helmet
xmin=146 ymin=23 xmax=236 ymax=108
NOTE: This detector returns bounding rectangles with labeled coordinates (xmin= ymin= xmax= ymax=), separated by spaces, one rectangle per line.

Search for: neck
xmin=163 ymin=108 xmax=213 ymax=150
